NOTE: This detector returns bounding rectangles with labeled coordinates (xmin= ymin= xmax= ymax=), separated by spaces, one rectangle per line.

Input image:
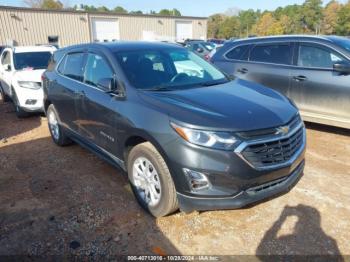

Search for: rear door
xmin=241 ymin=42 xmax=294 ymax=96
xmin=54 ymin=51 xmax=86 ymax=133
xmin=77 ymin=51 xmax=120 ymax=156
xmin=289 ymin=42 xmax=350 ymax=123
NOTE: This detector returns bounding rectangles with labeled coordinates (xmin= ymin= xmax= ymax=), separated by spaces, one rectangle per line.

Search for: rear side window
xmin=298 ymin=44 xmax=345 ymax=68
xmin=58 ymin=52 xmax=85 ymax=81
xmin=225 ymin=45 xmax=250 ymax=60
xmin=84 ymin=53 xmax=113 ymax=89
xmin=250 ymin=44 xmax=292 ymax=65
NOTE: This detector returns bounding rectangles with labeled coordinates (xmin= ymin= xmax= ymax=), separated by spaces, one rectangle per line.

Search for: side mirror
xmin=4 ymin=64 xmax=11 ymax=71
xmin=333 ymin=62 xmax=350 ymax=74
xmin=196 ymin=47 xmax=204 ymax=53
xmin=97 ymin=77 xmax=115 ymax=91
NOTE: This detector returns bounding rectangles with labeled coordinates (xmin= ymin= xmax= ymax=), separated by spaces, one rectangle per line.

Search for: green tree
xmin=96 ymin=6 xmax=110 ymax=12
xmin=24 ymin=0 xmax=63 ymax=9
xmin=301 ymin=0 xmax=323 ymax=33
xmin=113 ymin=6 xmax=127 ymax=14
xmin=129 ymin=10 xmax=143 ymax=14
xmin=335 ymin=2 xmax=350 ymax=35
xmin=238 ymin=9 xmax=260 ymax=37
xmin=217 ymin=16 xmax=240 ymax=39
xmin=207 ymin=14 xmax=225 ymax=38
xmin=158 ymin=9 xmax=181 ymax=16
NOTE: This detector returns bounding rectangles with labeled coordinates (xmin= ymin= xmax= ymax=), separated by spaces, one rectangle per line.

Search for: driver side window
xmin=298 ymin=44 xmax=345 ymax=69
xmin=84 ymin=53 xmax=113 ymax=90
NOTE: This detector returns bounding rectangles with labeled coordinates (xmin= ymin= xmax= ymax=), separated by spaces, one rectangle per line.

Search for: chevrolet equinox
xmin=42 ymin=42 xmax=306 ymax=217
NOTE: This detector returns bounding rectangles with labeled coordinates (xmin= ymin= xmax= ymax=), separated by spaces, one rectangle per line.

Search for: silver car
xmin=211 ymin=35 xmax=350 ymax=129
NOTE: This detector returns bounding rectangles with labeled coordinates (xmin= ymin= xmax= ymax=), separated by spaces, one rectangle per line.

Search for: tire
xmin=47 ymin=104 xmax=72 ymax=146
xmin=0 ymin=84 xmax=10 ymax=102
xmin=127 ymin=142 xmax=178 ymax=217
xmin=12 ymin=89 xmax=28 ymax=118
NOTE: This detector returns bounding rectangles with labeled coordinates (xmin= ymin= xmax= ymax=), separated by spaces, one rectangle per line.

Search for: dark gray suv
xmin=43 ymin=42 xmax=306 ymax=217
xmin=211 ymin=35 xmax=350 ymax=129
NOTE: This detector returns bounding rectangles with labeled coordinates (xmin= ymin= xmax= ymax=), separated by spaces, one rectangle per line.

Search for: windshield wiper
xmin=199 ymin=79 xmax=230 ymax=87
xmin=143 ymin=85 xmax=174 ymax=92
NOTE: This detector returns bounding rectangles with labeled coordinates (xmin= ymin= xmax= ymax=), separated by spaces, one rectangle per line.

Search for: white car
xmin=0 ymin=45 xmax=56 ymax=117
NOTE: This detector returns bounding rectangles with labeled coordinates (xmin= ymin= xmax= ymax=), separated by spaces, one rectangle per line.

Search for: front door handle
xmin=237 ymin=68 xmax=248 ymax=74
xmin=75 ymin=90 xmax=85 ymax=97
xmin=293 ymin=75 xmax=307 ymax=82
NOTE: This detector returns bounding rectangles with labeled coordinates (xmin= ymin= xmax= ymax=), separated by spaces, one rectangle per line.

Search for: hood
xmin=13 ymin=69 xmax=45 ymax=82
xmin=139 ymin=79 xmax=298 ymax=132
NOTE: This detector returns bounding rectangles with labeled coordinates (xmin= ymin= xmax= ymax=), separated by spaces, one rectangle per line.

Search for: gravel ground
xmin=0 ymin=98 xmax=349 ymax=259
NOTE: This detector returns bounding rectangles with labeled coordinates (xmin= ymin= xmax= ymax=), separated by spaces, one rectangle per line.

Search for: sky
xmin=0 ymin=0 xmax=346 ymax=17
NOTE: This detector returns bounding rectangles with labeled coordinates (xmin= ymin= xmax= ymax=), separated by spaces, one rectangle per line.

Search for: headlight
xmin=18 ymin=81 xmax=41 ymax=90
xmin=171 ymin=122 xmax=240 ymax=150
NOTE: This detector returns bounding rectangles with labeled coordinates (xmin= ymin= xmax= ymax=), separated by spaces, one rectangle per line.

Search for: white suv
xmin=0 ymin=45 xmax=56 ymax=117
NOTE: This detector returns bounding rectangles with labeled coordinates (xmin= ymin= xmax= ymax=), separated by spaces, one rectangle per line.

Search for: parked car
xmin=208 ymin=38 xmax=226 ymax=46
xmin=211 ymin=35 xmax=350 ymax=129
xmin=0 ymin=45 xmax=56 ymax=117
xmin=43 ymin=42 xmax=305 ymax=217
xmin=185 ymin=40 xmax=215 ymax=59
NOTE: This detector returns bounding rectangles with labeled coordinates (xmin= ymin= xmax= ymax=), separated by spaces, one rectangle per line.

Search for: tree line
xmin=23 ymin=0 xmax=182 ymax=16
xmin=208 ymin=0 xmax=350 ymax=39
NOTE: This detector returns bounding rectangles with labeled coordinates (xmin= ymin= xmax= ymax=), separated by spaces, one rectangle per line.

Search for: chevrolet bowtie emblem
xmin=275 ymin=126 xmax=290 ymax=135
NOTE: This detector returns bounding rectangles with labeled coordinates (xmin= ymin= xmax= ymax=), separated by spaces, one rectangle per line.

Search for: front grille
xmin=237 ymin=114 xmax=301 ymax=140
xmin=241 ymin=126 xmax=304 ymax=169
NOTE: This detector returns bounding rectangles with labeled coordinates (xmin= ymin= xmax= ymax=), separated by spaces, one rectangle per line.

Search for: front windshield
xmin=14 ymin=52 xmax=52 ymax=70
xmin=114 ymin=48 xmax=228 ymax=90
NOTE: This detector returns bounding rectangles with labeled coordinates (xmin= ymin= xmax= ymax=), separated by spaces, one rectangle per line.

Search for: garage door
xmin=176 ymin=21 xmax=193 ymax=42
xmin=91 ymin=18 xmax=120 ymax=42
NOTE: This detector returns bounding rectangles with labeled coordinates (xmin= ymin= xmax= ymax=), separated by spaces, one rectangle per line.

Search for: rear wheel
xmin=47 ymin=104 xmax=72 ymax=146
xmin=127 ymin=142 xmax=178 ymax=217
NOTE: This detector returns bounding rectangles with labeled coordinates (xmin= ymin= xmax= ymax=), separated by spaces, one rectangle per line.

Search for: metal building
xmin=0 ymin=6 xmax=208 ymax=47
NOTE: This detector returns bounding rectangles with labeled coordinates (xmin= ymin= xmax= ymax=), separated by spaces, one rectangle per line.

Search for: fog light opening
xmin=183 ymin=168 xmax=210 ymax=192
xmin=25 ymin=99 xmax=37 ymax=105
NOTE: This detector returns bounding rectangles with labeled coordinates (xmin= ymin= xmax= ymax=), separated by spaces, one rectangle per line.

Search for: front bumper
xmin=177 ymin=160 xmax=304 ymax=212
xmin=14 ymin=86 xmax=44 ymax=112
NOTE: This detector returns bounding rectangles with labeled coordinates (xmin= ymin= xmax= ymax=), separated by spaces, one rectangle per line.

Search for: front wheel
xmin=12 ymin=89 xmax=28 ymax=118
xmin=127 ymin=142 xmax=178 ymax=217
xmin=0 ymin=84 xmax=10 ymax=102
xmin=47 ymin=104 xmax=72 ymax=146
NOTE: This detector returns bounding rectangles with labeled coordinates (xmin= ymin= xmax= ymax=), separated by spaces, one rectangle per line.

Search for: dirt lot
xmin=0 ymin=98 xmax=349 ymax=259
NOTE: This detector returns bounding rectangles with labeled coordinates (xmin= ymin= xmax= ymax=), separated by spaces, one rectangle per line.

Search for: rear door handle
xmin=237 ymin=68 xmax=248 ymax=74
xmin=293 ymin=75 xmax=307 ymax=82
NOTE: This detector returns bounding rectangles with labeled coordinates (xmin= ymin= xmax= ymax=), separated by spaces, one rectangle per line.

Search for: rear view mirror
xmin=333 ymin=62 xmax=350 ymax=74
xmin=97 ymin=77 xmax=115 ymax=91
xmin=4 ymin=64 xmax=11 ymax=71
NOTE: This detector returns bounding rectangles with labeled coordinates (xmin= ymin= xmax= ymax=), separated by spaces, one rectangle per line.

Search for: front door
xmin=290 ymin=42 xmax=350 ymax=123
xmin=77 ymin=52 xmax=120 ymax=156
